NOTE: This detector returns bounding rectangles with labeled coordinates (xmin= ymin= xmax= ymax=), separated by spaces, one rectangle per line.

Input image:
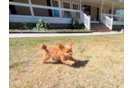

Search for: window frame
xmin=62 ymin=1 xmax=71 ymax=9
xmin=62 ymin=1 xmax=71 ymax=18
xmin=72 ymin=3 xmax=79 ymax=10
xmin=51 ymin=0 xmax=60 ymax=17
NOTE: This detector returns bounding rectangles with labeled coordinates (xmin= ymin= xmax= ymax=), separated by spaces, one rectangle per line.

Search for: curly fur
xmin=39 ymin=41 xmax=78 ymax=65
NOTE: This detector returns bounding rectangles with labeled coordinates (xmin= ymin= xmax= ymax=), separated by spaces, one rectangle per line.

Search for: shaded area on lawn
xmin=45 ymin=60 xmax=89 ymax=68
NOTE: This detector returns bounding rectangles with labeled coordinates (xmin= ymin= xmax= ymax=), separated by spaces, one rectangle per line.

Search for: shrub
xmin=29 ymin=23 xmax=36 ymax=29
xmin=71 ymin=18 xmax=79 ymax=29
xmin=79 ymin=23 xmax=85 ymax=29
xmin=20 ymin=23 xmax=29 ymax=30
xmin=20 ymin=23 xmax=36 ymax=30
xmin=79 ymin=23 xmax=90 ymax=31
xmin=36 ymin=19 xmax=51 ymax=31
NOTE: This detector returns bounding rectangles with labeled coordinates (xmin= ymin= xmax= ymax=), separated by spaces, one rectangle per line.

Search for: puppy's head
xmin=58 ymin=41 xmax=73 ymax=57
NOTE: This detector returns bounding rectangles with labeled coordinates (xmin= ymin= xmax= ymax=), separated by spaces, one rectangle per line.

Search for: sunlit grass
xmin=9 ymin=34 xmax=124 ymax=88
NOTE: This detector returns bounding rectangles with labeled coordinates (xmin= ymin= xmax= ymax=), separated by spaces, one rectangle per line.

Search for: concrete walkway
xmin=9 ymin=31 xmax=123 ymax=38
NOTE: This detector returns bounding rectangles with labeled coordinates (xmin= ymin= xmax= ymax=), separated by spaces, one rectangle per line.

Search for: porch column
xmin=28 ymin=0 xmax=34 ymax=17
xmin=58 ymin=0 xmax=62 ymax=19
xmin=80 ymin=0 xmax=82 ymax=19
xmin=100 ymin=0 xmax=103 ymax=22
xmin=111 ymin=3 xmax=114 ymax=19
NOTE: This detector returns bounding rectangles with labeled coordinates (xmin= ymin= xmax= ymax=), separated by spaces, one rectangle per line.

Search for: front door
xmin=83 ymin=5 xmax=90 ymax=16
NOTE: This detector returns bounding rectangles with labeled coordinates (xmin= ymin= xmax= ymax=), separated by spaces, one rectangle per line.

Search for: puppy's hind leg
xmin=41 ymin=55 xmax=50 ymax=64
xmin=51 ymin=58 xmax=58 ymax=62
xmin=50 ymin=58 xmax=54 ymax=61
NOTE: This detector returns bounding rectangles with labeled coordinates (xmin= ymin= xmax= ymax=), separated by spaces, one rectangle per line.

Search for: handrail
xmin=80 ymin=11 xmax=90 ymax=30
xmin=81 ymin=11 xmax=88 ymax=19
xmin=102 ymin=14 xmax=113 ymax=30
xmin=106 ymin=16 xmax=112 ymax=20
xmin=103 ymin=13 xmax=124 ymax=17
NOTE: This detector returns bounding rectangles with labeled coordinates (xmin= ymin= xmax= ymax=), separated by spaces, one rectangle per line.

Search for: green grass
xmin=79 ymin=48 xmax=86 ymax=53
xmin=10 ymin=61 xmax=30 ymax=68
xmin=85 ymin=56 xmax=92 ymax=59
xmin=113 ymin=42 xmax=119 ymax=44
xmin=94 ymin=39 xmax=100 ymax=42
xmin=76 ymin=84 xmax=84 ymax=88
xmin=113 ymin=49 xmax=117 ymax=51
xmin=21 ymin=70 xmax=26 ymax=73
xmin=116 ymin=84 xmax=120 ymax=88
xmin=121 ymin=48 xmax=124 ymax=52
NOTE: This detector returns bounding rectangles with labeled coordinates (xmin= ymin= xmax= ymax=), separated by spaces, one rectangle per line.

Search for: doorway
xmin=83 ymin=5 xmax=91 ymax=16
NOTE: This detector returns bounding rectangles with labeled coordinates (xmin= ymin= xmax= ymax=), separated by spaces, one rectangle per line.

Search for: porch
xmin=9 ymin=0 xmax=124 ymax=31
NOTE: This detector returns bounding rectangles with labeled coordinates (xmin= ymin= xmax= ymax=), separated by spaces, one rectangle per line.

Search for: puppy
xmin=39 ymin=41 xmax=78 ymax=65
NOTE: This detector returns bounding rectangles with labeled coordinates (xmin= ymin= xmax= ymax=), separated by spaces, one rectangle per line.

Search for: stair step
xmin=91 ymin=23 xmax=110 ymax=32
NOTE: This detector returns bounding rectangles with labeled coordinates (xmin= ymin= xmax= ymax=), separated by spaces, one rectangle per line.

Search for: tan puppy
xmin=39 ymin=41 xmax=78 ymax=65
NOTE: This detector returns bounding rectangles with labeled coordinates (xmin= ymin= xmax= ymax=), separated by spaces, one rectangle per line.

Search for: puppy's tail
xmin=39 ymin=44 xmax=46 ymax=50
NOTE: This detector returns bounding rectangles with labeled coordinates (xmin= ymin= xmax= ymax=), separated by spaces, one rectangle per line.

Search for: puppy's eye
xmin=66 ymin=51 xmax=69 ymax=53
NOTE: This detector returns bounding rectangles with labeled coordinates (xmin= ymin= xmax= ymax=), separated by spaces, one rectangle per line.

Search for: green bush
xmin=71 ymin=18 xmax=79 ymax=29
xmin=79 ymin=24 xmax=91 ymax=31
xmin=20 ymin=23 xmax=29 ymax=30
xmin=36 ymin=19 xmax=51 ymax=31
xmin=20 ymin=23 xmax=35 ymax=30
xmin=20 ymin=19 xmax=51 ymax=30
xmin=29 ymin=23 xmax=36 ymax=29
xmin=79 ymin=23 xmax=85 ymax=29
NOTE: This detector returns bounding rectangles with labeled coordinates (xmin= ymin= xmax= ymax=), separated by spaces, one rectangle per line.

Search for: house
xmin=9 ymin=0 xmax=124 ymax=31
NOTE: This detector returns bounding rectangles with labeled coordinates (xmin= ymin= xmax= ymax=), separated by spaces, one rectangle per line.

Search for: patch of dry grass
xmin=9 ymin=34 xmax=124 ymax=88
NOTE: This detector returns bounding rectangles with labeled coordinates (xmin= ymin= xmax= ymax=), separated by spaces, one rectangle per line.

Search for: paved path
xmin=9 ymin=31 xmax=123 ymax=38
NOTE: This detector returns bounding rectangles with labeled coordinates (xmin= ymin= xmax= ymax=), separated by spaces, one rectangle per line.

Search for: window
xmin=52 ymin=0 xmax=59 ymax=17
xmin=63 ymin=2 xmax=70 ymax=9
xmin=62 ymin=11 xmax=71 ymax=18
xmin=53 ymin=10 xmax=60 ymax=17
xmin=62 ymin=2 xmax=71 ymax=18
xmin=33 ymin=7 xmax=52 ymax=17
xmin=9 ymin=5 xmax=31 ymax=15
xmin=52 ymin=0 xmax=59 ymax=7
xmin=75 ymin=12 xmax=80 ymax=18
xmin=73 ymin=4 xmax=79 ymax=10
xmin=71 ymin=12 xmax=80 ymax=18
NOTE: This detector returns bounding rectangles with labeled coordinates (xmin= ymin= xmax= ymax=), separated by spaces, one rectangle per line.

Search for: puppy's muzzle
xmin=70 ymin=52 xmax=72 ymax=56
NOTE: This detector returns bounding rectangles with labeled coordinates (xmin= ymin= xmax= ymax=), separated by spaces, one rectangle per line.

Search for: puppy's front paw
xmin=70 ymin=61 xmax=75 ymax=65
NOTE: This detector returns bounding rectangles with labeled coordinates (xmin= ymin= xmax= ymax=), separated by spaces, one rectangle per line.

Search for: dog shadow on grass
xmin=71 ymin=60 xmax=89 ymax=68
xmin=46 ymin=60 xmax=89 ymax=68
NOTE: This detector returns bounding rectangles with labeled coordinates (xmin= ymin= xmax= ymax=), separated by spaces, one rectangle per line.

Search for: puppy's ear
xmin=69 ymin=41 xmax=73 ymax=46
xmin=58 ymin=44 xmax=64 ymax=50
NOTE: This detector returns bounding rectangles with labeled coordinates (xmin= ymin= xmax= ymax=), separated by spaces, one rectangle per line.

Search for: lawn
xmin=9 ymin=34 xmax=124 ymax=88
